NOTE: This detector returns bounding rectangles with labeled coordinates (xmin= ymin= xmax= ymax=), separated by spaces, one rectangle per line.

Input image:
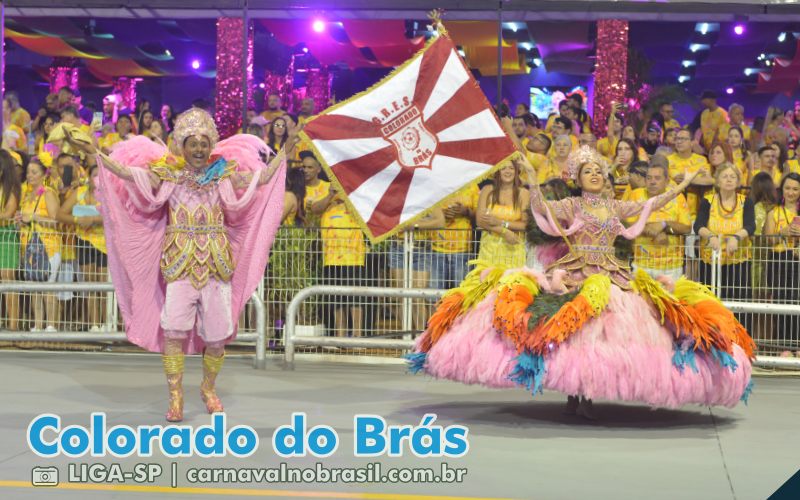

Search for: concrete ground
xmin=1 ymin=351 xmax=798 ymax=500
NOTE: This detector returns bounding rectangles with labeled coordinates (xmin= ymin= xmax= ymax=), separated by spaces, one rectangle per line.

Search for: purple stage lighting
xmin=312 ymin=20 xmax=325 ymax=33
xmin=191 ymin=59 xmax=201 ymax=70
xmin=726 ymin=87 xmax=734 ymax=95
xmin=734 ymin=24 xmax=745 ymax=36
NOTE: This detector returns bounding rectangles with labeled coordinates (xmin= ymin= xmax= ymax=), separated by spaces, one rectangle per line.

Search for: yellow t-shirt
xmin=536 ymin=158 xmax=565 ymax=185
xmin=429 ymin=184 xmax=479 ymax=254
xmin=3 ymin=124 xmax=27 ymax=151
xmin=700 ymin=107 xmax=729 ymax=150
xmin=74 ymin=185 xmax=107 ymax=254
xmin=545 ymin=133 xmax=578 ymax=153
xmin=98 ymin=133 xmax=123 ymax=153
xmin=19 ymin=184 xmax=61 ymax=258
xmin=732 ymin=149 xmax=748 ymax=184
xmin=627 ymin=188 xmax=689 ymax=270
xmin=321 ymin=201 xmax=365 ymax=266
xmin=699 ymin=193 xmax=751 ymax=265
xmin=260 ymin=110 xmax=285 ymax=122
xmin=11 ymin=108 xmax=32 ymax=134
xmin=720 ymin=122 xmax=751 ymax=143
xmin=303 ymin=180 xmax=330 ymax=228
xmin=769 ymin=205 xmax=798 ymax=253
xmin=664 ymin=118 xmax=681 ymax=131
xmin=597 ymin=136 xmax=618 ymax=162
xmin=521 ymin=152 xmax=548 ymax=185
xmin=667 ymin=152 xmax=710 ymax=217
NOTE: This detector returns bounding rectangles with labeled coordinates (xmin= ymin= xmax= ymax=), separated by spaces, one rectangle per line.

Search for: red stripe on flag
xmin=412 ymin=37 xmax=453 ymax=112
xmin=304 ymin=114 xmax=382 ymax=141
xmin=425 ymin=81 xmax=487 ymax=134
xmin=366 ymin=167 xmax=415 ymax=236
xmin=436 ymin=137 xmax=515 ymax=166
xmin=331 ymin=145 xmax=397 ymax=194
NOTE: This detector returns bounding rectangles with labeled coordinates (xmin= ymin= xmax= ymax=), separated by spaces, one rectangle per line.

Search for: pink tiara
xmin=566 ymin=145 xmax=610 ymax=180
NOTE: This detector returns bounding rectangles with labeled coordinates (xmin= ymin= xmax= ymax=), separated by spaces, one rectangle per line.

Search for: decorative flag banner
xmin=300 ymin=30 xmax=518 ymax=243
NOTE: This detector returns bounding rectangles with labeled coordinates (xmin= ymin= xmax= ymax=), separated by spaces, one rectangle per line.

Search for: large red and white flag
xmin=301 ymin=34 xmax=517 ymax=243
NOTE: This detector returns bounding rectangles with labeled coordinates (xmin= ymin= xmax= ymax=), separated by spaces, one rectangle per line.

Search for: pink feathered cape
xmin=97 ymin=135 xmax=285 ymax=354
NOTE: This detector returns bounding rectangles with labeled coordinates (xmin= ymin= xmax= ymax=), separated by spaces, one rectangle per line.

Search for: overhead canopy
xmin=4 ymin=3 xmax=800 ymax=93
xmin=5 ymin=0 xmax=800 ymax=21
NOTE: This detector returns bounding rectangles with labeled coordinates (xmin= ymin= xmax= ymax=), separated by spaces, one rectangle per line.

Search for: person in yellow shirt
xmin=538 ymin=135 xmax=571 ymax=184
xmin=597 ymin=109 xmax=623 ymax=162
xmin=694 ymin=163 xmax=755 ymax=331
xmin=754 ymin=145 xmax=782 ymax=186
xmin=579 ymin=132 xmax=597 ymax=150
xmin=429 ymin=183 xmax=479 ymax=289
xmin=5 ymin=92 xmax=31 ymax=134
xmin=667 ymin=128 xmax=714 ymax=217
xmin=659 ymin=102 xmax=681 ymax=131
xmin=726 ymin=125 xmax=750 ymax=182
xmin=544 ymin=100 xmax=571 ymax=133
xmin=763 ymin=172 xmax=800 ymax=342
xmin=628 ymin=161 xmax=691 ymax=281
xmin=320 ymin=194 xmax=366 ymax=338
xmin=56 ymin=163 xmax=108 ymax=331
xmin=260 ymin=93 xmax=285 ymax=123
xmin=17 ymin=158 xmax=62 ymax=331
xmin=620 ymin=160 xmax=649 ymax=201
xmin=59 ymin=106 xmax=92 ymax=136
xmin=2 ymin=98 xmax=27 ymax=152
xmin=699 ymin=90 xmax=729 ymax=152
xmin=720 ymin=103 xmax=751 ymax=146
xmin=300 ymin=151 xmax=331 ymax=228
xmin=98 ymin=114 xmax=133 ymax=154
xmin=547 ymin=117 xmax=579 ymax=151
xmin=511 ymin=115 xmax=531 ymax=146
xmin=526 ymin=133 xmax=551 ymax=156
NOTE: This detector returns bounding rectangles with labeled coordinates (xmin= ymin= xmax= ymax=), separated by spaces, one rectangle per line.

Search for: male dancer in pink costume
xmin=67 ymin=108 xmax=287 ymax=421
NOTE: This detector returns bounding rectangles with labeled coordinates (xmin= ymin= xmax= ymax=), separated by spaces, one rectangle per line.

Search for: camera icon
xmin=31 ymin=466 xmax=59 ymax=487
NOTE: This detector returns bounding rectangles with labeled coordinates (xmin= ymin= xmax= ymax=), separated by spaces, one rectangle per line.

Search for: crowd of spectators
xmin=1 ymin=86 xmax=798 ymax=354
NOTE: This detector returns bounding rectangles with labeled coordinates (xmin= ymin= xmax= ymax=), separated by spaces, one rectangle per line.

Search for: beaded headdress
xmin=566 ymin=145 xmax=609 ymax=180
xmin=173 ymin=108 xmax=219 ymax=152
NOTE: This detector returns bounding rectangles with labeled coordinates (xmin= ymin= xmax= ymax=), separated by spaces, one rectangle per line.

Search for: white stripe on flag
xmin=436 ymin=108 xmax=506 ymax=143
xmin=348 ymin=160 xmax=403 ymax=223
xmin=422 ymin=49 xmax=470 ymax=120
xmin=399 ymin=155 xmax=491 ymax=223
xmin=313 ymin=136 xmax=391 ymax=167
xmin=326 ymin=56 xmax=423 ymax=122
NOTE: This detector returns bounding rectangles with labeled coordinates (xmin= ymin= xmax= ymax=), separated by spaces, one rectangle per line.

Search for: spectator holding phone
xmin=763 ymin=172 xmax=800 ymax=352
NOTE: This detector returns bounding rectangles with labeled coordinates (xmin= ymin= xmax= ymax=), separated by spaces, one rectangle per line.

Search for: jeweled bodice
xmin=546 ymin=193 xmax=633 ymax=290
xmin=160 ymin=184 xmax=233 ymax=288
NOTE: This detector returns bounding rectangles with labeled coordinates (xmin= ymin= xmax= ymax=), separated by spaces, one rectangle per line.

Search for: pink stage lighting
xmin=312 ymin=20 xmax=325 ymax=33
xmin=734 ymin=24 xmax=745 ymax=36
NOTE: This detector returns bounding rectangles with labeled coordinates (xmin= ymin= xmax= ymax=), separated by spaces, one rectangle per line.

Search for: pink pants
xmin=160 ymin=278 xmax=233 ymax=345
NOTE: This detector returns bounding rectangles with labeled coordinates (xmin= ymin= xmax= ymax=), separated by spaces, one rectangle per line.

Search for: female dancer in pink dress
xmin=67 ymin=108 xmax=286 ymax=421
xmin=410 ymin=147 xmax=755 ymax=419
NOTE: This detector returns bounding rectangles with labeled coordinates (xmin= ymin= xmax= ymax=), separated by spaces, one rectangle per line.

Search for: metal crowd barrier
xmin=0 ymin=283 xmax=268 ymax=369
xmin=283 ymin=286 xmax=445 ymax=369
xmin=283 ymin=284 xmax=800 ymax=370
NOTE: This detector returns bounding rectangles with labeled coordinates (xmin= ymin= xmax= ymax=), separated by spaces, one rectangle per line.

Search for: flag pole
xmin=496 ymin=1 xmax=503 ymax=109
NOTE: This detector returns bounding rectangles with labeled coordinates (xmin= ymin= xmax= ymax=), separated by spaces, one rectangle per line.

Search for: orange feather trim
xmin=692 ymin=300 xmax=755 ymax=359
xmin=493 ymin=283 xmax=535 ymax=351
xmin=524 ymin=295 xmax=595 ymax=354
xmin=420 ymin=292 xmax=465 ymax=352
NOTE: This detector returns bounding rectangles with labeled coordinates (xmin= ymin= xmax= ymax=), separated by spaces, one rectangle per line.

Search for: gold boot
xmin=162 ymin=353 xmax=184 ymax=422
xmin=200 ymin=351 xmax=224 ymax=413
